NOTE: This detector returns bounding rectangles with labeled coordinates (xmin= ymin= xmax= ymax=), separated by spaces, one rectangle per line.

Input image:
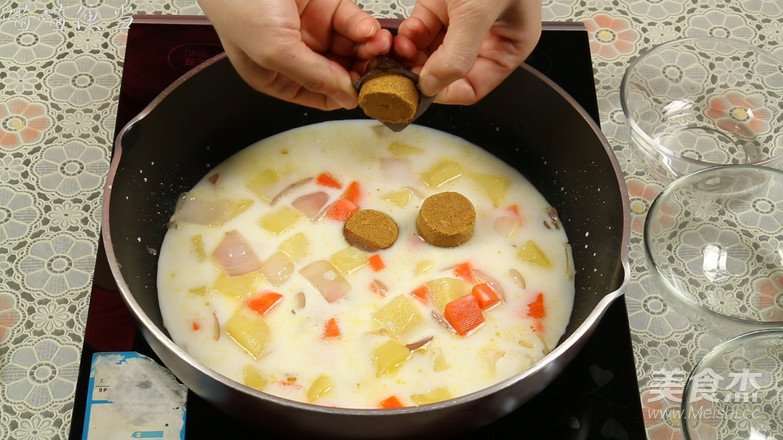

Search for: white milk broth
xmin=157 ymin=120 xmax=574 ymax=409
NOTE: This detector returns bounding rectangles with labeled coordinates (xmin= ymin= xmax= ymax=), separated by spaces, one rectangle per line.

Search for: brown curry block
xmin=358 ymin=73 xmax=419 ymax=124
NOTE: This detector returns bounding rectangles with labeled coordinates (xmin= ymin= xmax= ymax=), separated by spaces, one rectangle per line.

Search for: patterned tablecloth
xmin=0 ymin=0 xmax=781 ymax=438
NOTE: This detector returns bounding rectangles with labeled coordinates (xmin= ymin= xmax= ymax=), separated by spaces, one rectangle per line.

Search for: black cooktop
xmin=70 ymin=16 xmax=644 ymax=440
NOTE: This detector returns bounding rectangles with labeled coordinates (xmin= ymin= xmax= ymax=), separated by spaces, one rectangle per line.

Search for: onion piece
xmin=260 ymin=251 xmax=294 ymax=285
xmin=212 ymin=230 xmax=262 ymax=276
xmin=299 ymin=260 xmax=350 ymax=303
xmin=380 ymin=157 xmax=415 ymax=183
xmin=509 ymin=268 xmax=526 ymax=289
xmin=292 ymin=191 xmax=329 ymax=219
xmin=211 ymin=312 xmax=221 ymax=341
xmin=472 ymin=269 xmax=506 ymax=301
xmin=369 ymin=279 xmax=388 ymax=297
xmin=170 ymin=193 xmax=252 ymax=227
xmin=270 ymin=177 xmax=313 ymax=206
xmin=406 ymin=336 xmax=434 ymax=351
xmin=493 ymin=215 xmax=520 ymax=239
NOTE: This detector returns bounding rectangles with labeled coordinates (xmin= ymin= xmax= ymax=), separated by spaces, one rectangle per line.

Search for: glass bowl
xmin=621 ymin=37 xmax=783 ymax=182
xmin=644 ymin=165 xmax=783 ymax=339
xmin=682 ymin=329 xmax=783 ymax=440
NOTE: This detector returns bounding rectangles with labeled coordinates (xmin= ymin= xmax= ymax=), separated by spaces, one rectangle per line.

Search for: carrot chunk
xmin=192 ymin=321 xmax=201 ymax=331
xmin=368 ymin=254 xmax=385 ymax=272
xmin=323 ymin=317 xmax=340 ymax=339
xmin=410 ymin=285 xmax=429 ymax=305
xmin=247 ymin=292 xmax=283 ymax=315
xmin=444 ymin=294 xmax=484 ymax=336
xmin=316 ymin=172 xmax=342 ymax=189
xmin=343 ymin=181 xmax=362 ymax=203
xmin=527 ymin=293 xmax=546 ymax=319
xmin=453 ymin=262 xmax=475 ymax=283
xmin=326 ymin=198 xmax=359 ymax=221
xmin=379 ymin=395 xmax=405 ymax=409
xmin=471 ymin=282 xmax=501 ymax=309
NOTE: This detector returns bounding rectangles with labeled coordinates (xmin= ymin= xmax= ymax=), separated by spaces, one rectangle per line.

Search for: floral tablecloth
xmin=0 ymin=0 xmax=781 ymax=438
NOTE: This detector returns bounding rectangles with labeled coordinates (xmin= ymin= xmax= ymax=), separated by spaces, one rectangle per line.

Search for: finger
xmin=417 ymin=4 xmax=504 ymax=97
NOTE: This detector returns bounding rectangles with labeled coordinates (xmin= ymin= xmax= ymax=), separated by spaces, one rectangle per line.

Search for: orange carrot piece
xmin=379 ymin=395 xmax=405 ymax=409
xmin=192 ymin=321 xmax=201 ymax=331
xmin=444 ymin=294 xmax=485 ymax=336
xmin=507 ymin=204 xmax=520 ymax=216
xmin=453 ymin=262 xmax=475 ymax=283
xmin=410 ymin=285 xmax=429 ymax=305
xmin=323 ymin=317 xmax=340 ymax=339
xmin=527 ymin=293 xmax=546 ymax=319
xmin=316 ymin=172 xmax=342 ymax=189
xmin=326 ymin=198 xmax=359 ymax=221
xmin=368 ymin=254 xmax=385 ymax=272
xmin=247 ymin=292 xmax=283 ymax=315
xmin=343 ymin=181 xmax=362 ymax=203
xmin=471 ymin=283 xmax=501 ymax=309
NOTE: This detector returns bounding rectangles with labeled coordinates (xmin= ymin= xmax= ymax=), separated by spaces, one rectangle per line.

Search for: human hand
xmin=198 ymin=0 xmax=393 ymax=110
xmin=393 ymin=0 xmax=542 ymax=105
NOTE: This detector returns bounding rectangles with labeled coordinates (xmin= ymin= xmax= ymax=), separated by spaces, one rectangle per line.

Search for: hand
xmin=198 ymin=0 xmax=393 ymax=110
xmin=393 ymin=0 xmax=542 ymax=105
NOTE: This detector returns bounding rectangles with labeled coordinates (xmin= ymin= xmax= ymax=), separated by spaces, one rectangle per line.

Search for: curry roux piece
xmin=358 ymin=73 xmax=419 ymax=124
xmin=343 ymin=209 xmax=399 ymax=252
xmin=417 ymin=192 xmax=476 ymax=248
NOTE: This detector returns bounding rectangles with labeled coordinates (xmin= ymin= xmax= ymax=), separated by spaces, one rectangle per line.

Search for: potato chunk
xmin=373 ymin=295 xmax=425 ymax=339
xmin=470 ymin=172 xmax=509 ymax=207
xmin=517 ymin=240 xmax=552 ymax=268
xmin=226 ymin=308 xmax=271 ymax=359
xmin=212 ymin=272 xmax=262 ymax=300
xmin=331 ymin=247 xmax=368 ymax=274
xmin=421 ymin=159 xmax=464 ymax=188
xmin=260 ymin=206 xmax=302 ymax=233
xmin=242 ymin=365 xmax=269 ymax=391
xmin=307 ymin=375 xmax=335 ymax=402
xmin=411 ymin=387 xmax=452 ymax=405
xmin=373 ymin=339 xmax=411 ymax=377
xmin=426 ymin=277 xmax=468 ymax=313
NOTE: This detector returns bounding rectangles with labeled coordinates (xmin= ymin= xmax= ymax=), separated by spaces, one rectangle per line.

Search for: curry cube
xmin=426 ymin=277 xmax=469 ymax=313
xmin=373 ymin=339 xmax=411 ymax=377
xmin=331 ymin=247 xmax=368 ymax=274
xmin=373 ymin=295 xmax=425 ymax=339
xmin=421 ymin=159 xmax=464 ymax=188
xmin=226 ymin=308 xmax=271 ymax=359
xmin=517 ymin=240 xmax=552 ymax=268
xmin=260 ymin=207 xmax=302 ymax=233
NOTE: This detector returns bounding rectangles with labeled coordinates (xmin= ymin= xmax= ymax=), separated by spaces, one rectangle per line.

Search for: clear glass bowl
xmin=621 ymin=37 xmax=783 ymax=182
xmin=645 ymin=165 xmax=783 ymax=339
xmin=682 ymin=329 xmax=783 ymax=439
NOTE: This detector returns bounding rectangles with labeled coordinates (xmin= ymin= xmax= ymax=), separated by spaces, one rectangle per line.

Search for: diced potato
xmin=470 ymin=172 xmax=509 ymax=207
xmin=415 ymin=260 xmax=433 ymax=275
xmin=260 ymin=206 xmax=302 ymax=233
xmin=331 ymin=247 xmax=368 ymax=274
xmin=226 ymin=308 xmax=271 ymax=359
xmin=279 ymin=232 xmax=308 ymax=261
xmin=373 ymin=339 xmax=411 ymax=377
xmin=307 ymin=374 xmax=335 ymax=402
xmin=242 ymin=365 xmax=268 ymax=391
xmin=388 ymin=141 xmax=423 ymax=155
xmin=430 ymin=347 xmax=450 ymax=372
xmin=479 ymin=347 xmax=506 ymax=376
xmin=410 ymin=387 xmax=452 ymax=405
xmin=373 ymin=295 xmax=425 ymax=339
xmin=227 ymin=199 xmax=254 ymax=221
xmin=246 ymin=169 xmax=280 ymax=203
xmin=191 ymin=235 xmax=207 ymax=262
xmin=188 ymin=286 xmax=206 ymax=296
xmin=421 ymin=159 xmax=464 ymax=188
xmin=381 ymin=189 xmax=411 ymax=208
xmin=426 ymin=277 xmax=469 ymax=313
xmin=516 ymin=240 xmax=552 ymax=268
xmin=212 ymin=272 xmax=262 ymax=300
